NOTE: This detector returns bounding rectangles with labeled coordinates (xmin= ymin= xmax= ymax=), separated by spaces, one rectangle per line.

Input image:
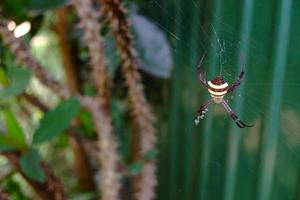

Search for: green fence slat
xmin=181 ymin=1 xmax=202 ymax=199
xmin=196 ymin=0 xmax=224 ymax=199
xmin=223 ymin=0 xmax=254 ymax=199
xmin=257 ymin=0 xmax=293 ymax=199
xmin=168 ymin=0 xmax=192 ymax=199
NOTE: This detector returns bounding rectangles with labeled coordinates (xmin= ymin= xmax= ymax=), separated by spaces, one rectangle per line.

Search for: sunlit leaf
xmin=0 ymin=67 xmax=31 ymax=98
xmin=0 ymin=110 xmax=27 ymax=149
xmin=131 ymin=12 xmax=173 ymax=78
xmin=0 ymin=68 xmax=8 ymax=85
xmin=20 ymin=149 xmax=45 ymax=183
xmin=32 ymin=97 xmax=81 ymax=144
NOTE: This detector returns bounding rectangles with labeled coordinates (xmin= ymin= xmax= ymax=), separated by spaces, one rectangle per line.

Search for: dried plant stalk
xmin=72 ymin=0 xmax=120 ymax=199
xmin=81 ymin=98 xmax=120 ymax=200
xmin=72 ymin=0 xmax=110 ymax=104
xmin=0 ymin=20 xmax=69 ymax=99
xmin=99 ymin=1 xmax=157 ymax=200
xmin=4 ymin=152 xmax=67 ymax=200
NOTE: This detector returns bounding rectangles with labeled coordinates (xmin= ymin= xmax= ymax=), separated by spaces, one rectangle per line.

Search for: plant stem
xmin=99 ymin=1 xmax=157 ymax=200
xmin=3 ymin=152 xmax=67 ymax=200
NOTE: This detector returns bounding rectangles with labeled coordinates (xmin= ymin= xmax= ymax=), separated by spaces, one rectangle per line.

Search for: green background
xmin=140 ymin=0 xmax=300 ymax=199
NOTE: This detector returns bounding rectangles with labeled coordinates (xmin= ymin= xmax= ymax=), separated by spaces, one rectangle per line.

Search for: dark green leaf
xmin=0 ymin=67 xmax=31 ymax=98
xmin=20 ymin=149 xmax=45 ymax=183
xmin=32 ymin=97 xmax=81 ymax=144
xmin=0 ymin=144 xmax=15 ymax=152
xmin=26 ymin=0 xmax=68 ymax=12
xmin=2 ymin=0 xmax=31 ymax=23
xmin=0 ymin=110 xmax=27 ymax=149
xmin=128 ymin=160 xmax=144 ymax=175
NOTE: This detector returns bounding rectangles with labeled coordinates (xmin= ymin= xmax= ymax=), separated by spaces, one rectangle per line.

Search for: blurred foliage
xmin=20 ymin=149 xmax=45 ymax=183
xmin=32 ymin=98 xmax=80 ymax=144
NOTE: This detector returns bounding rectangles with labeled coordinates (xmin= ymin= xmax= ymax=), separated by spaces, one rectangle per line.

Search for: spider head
xmin=207 ymin=76 xmax=229 ymax=103
xmin=211 ymin=76 xmax=226 ymax=85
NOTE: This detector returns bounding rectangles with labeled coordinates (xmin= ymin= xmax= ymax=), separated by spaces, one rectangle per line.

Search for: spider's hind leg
xmin=221 ymin=100 xmax=253 ymax=128
xmin=195 ymin=99 xmax=213 ymax=125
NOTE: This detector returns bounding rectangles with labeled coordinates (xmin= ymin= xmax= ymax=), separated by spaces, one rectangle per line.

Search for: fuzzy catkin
xmin=99 ymin=1 xmax=157 ymax=200
xmin=72 ymin=0 xmax=109 ymax=102
xmin=72 ymin=1 xmax=120 ymax=199
xmin=0 ymin=20 xmax=69 ymax=98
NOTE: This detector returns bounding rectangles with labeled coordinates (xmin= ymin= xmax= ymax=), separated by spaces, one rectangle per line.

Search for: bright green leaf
xmin=20 ymin=149 xmax=45 ymax=183
xmin=0 ymin=67 xmax=31 ymax=98
xmin=32 ymin=97 xmax=81 ymax=144
xmin=0 ymin=68 xmax=8 ymax=85
xmin=0 ymin=110 xmax=27 ymax=149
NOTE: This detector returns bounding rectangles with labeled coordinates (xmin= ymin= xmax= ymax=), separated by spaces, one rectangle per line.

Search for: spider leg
xmin=227 ymin=68 xmax=245 ymax=93
xmin=221 ymin=100 xmax=253 ymax=128
xmin=196 ymin=53 xmax=208 ymax=88
xmin=195 ymin=99 xmax=213 ymax=125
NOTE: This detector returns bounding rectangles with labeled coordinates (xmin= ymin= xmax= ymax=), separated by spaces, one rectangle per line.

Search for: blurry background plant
xmin=1 ymin=0 xmax=300 ymax=200
xmin=0 ymin=0 xmax=172 ymax=199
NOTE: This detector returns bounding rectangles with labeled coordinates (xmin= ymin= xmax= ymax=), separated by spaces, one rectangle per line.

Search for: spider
xmin=194 ymin=54 xmax=253 ymax=128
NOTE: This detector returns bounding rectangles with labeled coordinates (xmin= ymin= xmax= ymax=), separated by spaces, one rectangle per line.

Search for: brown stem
xmin=21 ymin=93 xmax=50 ymax=112
xmin=99 ymin=1 xmax=157 ymax=200
xmin=55 ymin=7 xmax=96 ymax=191
xmin=3 ymin=152 xmax=67 ymax=200
xmin=56 ymin=8 xmax=81 ymax=95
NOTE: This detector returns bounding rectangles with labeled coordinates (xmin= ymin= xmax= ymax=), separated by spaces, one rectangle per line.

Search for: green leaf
xmin=131 ymin=12 xmax=173 ymax=78
xmin=32 ymin=97 xmax=81 ymax=144
xmin=0 ymin=144 xmax=15 ymax=152
xmin=20 ymin=149 xmax=45 ymax=183
xmin=2 ymin=0 xmax=31 ymax=23
xmin=128 ymin=160 xmax=144 ymax=175
xmin=0 ymin=67 xmax=31 ymax=98
xmin=26 ymin=0 xmax=68 ymax=12
xmin=0 ymin=110 xmax=27 ymax=149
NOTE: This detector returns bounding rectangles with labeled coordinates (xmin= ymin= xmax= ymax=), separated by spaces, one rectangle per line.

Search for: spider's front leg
xmin=195 ymin=99 xmax=213 ymax=125
xmin=221 ymin=100 xmax=252 ymax=128
xmin=196 ymin=54 xmax=208 ymax=88
xmin=227 ymin=68 xmax=245 ymax=93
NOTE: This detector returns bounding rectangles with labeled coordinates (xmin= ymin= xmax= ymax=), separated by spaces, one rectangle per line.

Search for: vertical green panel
xmin=223 ymin=0 xmax=254 ymax=200
xmin=181 ymin=1 xmax=202 ymax=200
xmin=141 ymin=0 xmax=300 ymax=200
xmin=256 ymin=0 xmax=292 ymax=200
xmin=168 ymin=0 xmax=197 ymax=199
xmin=196 ymin=0 xmax=224 ymax=199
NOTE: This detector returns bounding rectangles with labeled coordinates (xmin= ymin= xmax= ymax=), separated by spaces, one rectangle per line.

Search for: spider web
xmin=137 ymin=1 xmax=300 ymax=200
